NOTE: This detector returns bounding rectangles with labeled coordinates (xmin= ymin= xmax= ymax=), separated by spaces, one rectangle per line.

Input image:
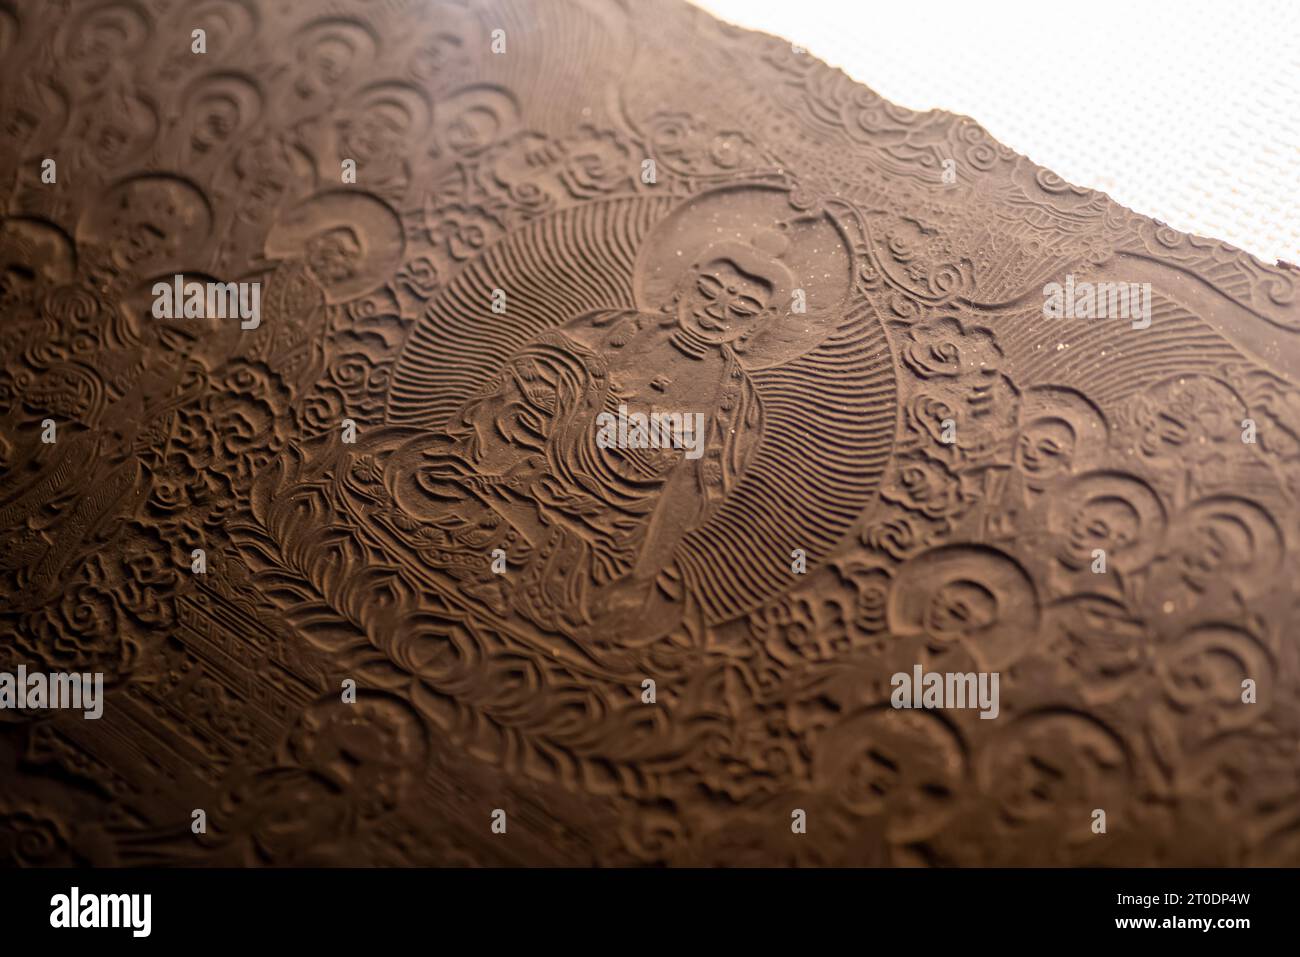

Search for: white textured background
xmin=696 ymin=0 xmax=1300 ymax=265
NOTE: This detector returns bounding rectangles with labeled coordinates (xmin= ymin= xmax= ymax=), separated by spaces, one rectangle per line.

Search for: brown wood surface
xmin=1 ymin=0 xmax=1298 ymax=866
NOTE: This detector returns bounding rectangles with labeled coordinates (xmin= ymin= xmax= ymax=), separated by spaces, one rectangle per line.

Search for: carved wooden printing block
xmin=0 ymin=0 xmax=1297 ymax=866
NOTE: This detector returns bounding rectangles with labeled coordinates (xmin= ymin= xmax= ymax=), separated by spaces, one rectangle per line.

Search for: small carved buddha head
xmin=671 ymin=234 xmax=794 ymax=348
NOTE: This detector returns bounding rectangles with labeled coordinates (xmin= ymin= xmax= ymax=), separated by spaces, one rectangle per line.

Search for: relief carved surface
xmin=1 ymin=0 xmax=1298 ymax=866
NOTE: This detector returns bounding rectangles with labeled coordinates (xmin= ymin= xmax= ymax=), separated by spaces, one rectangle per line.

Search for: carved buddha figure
xmin=379 ymin=186 xmax=870 ymax=655
xmin=389 ymin=234 xmax=804 ymax=643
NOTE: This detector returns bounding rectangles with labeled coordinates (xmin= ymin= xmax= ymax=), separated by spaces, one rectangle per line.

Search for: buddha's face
xmin=306 ymin=227 xmax=361 ymax=285
xmin=0 ymin=260 xmax=35 ymax=308
xmin=116 ymin=214 xmax=176 ymax=270
xmin=1067 ymin=497 xmax=1139 ymax=560
xmin=231 ymin=139 xmax=286 ymax=223
xmin=69 ymin=11 xmax=141 ymax=80
xmin=314 ymin=37 xmax=355 ymax=85
xmin=1177 ymin=518 xmax=1250 ymax=589
xmin=2 ymin=108 xmax=37 ymax=147
xmin=1017 ymin=416 xmax=1076 ymax=481
xmin=925 ymin=580 xmax=997 ymax=640
xmin=676 ymin=258 xmax=772 ymax=345
xmin=190 ymin=94 xmax=240 ymax=155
